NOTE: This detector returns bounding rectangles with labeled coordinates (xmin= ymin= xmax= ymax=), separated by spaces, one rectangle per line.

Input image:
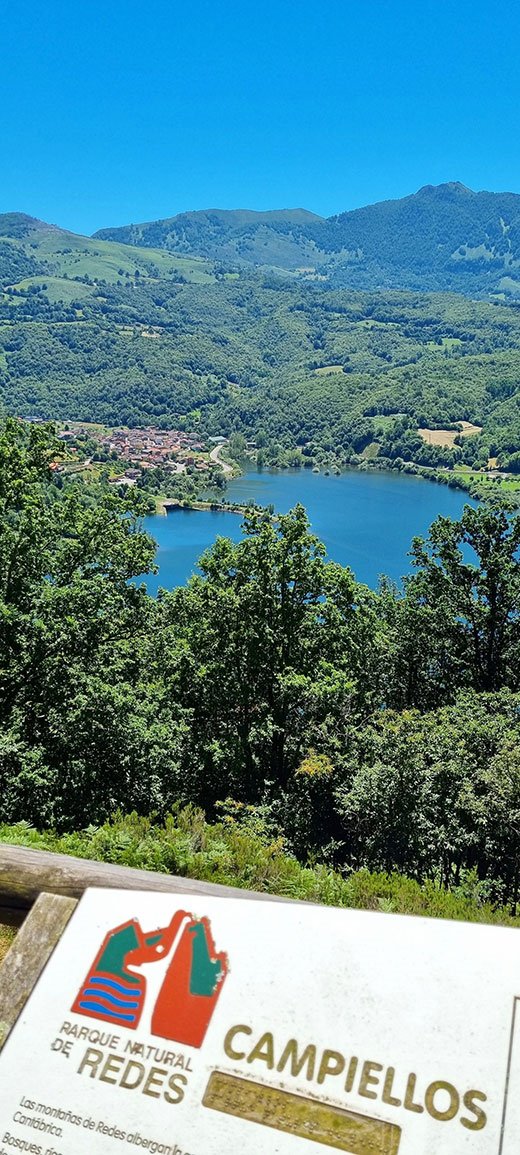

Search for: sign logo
xmin=71 ymin=909 xmax=228 ymax=1048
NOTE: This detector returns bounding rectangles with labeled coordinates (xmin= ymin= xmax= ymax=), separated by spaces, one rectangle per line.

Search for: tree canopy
xmin=1 ymin=420 xmax=520 ymax=910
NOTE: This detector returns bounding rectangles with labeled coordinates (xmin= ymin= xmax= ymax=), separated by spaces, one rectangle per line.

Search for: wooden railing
xmin=0 ymin=841 xmax=290 ymax=1050
xmin=0 ymin=842 xmax=288 ymax=927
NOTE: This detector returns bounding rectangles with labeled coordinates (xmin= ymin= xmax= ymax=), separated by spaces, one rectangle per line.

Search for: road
xmin=209 ymin=441 xmax=234 ymax=475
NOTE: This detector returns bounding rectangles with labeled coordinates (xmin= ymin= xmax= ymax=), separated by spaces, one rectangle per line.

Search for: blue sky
xmin=1 ymin=0 xmax=518 ymax=234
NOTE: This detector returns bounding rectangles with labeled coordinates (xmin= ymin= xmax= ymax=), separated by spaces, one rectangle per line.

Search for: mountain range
xmin=3 ymin=183 xmax=520 ymax=469
xmin=93 ymin=183 xmax=520 ymax=296
xmin=2 ymin=183 xmax=520 ymax=297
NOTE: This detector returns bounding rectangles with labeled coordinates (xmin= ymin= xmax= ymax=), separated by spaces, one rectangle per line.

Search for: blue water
xmin=141 ymin=468 xmax=475 ymax=593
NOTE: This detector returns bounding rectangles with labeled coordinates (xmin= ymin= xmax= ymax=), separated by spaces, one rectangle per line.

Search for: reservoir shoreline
xmin=141 ymin=466 xmax=476 ymax=594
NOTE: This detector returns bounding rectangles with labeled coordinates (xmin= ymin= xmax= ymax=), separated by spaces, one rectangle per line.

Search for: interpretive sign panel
xmin=1 ymin=888 xmax=520 ymax=1154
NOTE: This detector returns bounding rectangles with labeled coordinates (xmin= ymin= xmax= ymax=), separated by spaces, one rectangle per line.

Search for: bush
xmin=0 ymin=808 xmax=517 ymax=927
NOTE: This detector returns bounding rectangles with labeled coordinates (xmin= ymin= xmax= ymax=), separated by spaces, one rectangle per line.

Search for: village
xmin=54 ymin=424 xmax=228 ymax=484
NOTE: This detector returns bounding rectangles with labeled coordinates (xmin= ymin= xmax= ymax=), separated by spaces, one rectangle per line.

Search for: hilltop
xmin=95 ymin=208 xmax=324 ymax=272
xmin=93 ymin=184 xmax=520 ymax=296
xmin=6 ymin=184 xmax=520 ymax=297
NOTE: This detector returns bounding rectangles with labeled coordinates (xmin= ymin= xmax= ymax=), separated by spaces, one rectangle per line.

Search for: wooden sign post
xmin=0 ymin=892 xmax=77 ymax=1051
xmin=1 ymin=884 xmax=520 ymax=1153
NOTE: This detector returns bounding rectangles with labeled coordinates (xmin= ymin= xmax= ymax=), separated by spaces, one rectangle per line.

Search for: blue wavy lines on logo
xmin=77 ymin=970 xmax=144 ymax=1023
xmin=89 ymin=975 xmax=141 ymax=997
xmin=78 ymin=999 xmax=137 ymax=1023
xmin=82 ymin=987 xmax=140 ymax=1009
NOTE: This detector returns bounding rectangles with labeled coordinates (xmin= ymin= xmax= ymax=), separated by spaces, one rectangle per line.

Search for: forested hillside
xmin=96 ymin=208 xmax=325 ymax=272
xmin=95 ymin=183 xmax=520 ymax=296
xmin=2 ymin=419 xmax=520 ymax=919
xmin=3 ymin=213 xmax=520 ymax=469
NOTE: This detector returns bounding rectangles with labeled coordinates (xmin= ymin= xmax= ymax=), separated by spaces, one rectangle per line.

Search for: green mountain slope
xmin=2 ymin=207 xmax=520 ymax=467
xmin=0 ymin=212 xmax=216 ymax=295
xmin=96 ymin=207 xmax=324 ymax=271
xmin=93 ymin=184 xmax=520 ymax=296
xmin=1 ymin=209 xmax=520 ymax=466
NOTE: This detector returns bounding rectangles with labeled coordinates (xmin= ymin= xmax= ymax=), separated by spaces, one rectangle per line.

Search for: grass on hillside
xmin=451 ymin=467 xmax=520 ymax=494
xmin=360 ymin=441 xmax=380 ymax=460
xmin=368 ymin=414 xmax=407 ymax=431
xmin=11 ymin=277 xmax=94 ymax=304
xmin=418 ymin=422 xmax=482 ymax=448
xmin=4 ymin=224 xmax=216 ymax=287
xmin=24 ymin=232 xmax=215 ymax=285
xmin=425 ymin=337 xmax=463 ymax=350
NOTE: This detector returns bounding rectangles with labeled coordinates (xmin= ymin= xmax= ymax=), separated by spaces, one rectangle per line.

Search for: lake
xmin=140 ymin=467 xmax=475 ymax=593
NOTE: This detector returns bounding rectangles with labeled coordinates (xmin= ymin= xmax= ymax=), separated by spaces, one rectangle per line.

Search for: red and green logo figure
xmin=71 ymin=909 xmax=228 ymax=1048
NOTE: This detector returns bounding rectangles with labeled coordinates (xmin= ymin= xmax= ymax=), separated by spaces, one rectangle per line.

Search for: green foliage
xmin=156 ymin=504 xmax=379 ymax=803
xmin=408 ymin=505 xmax=520 ymax=691
xmin=286 ymin=751 xmax=338 ymax=863
xmin=0 ymin=810 xmax=517 ymax=927
xmin=2 ymin=422 xmax=520 ymax=916
xmin=4 ymin=198 xmax=520 ymax=926
xmin=334 ymin=691 xmax=520 ymax=902
xmin=0 ymin=922 xmax=15 ymax=962
xmin=0 ymin=418 xmax=174 ymax=828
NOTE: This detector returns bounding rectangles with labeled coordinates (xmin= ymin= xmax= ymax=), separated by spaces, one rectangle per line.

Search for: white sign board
xmin=0 ymin=888 xmax=520 ymax=1154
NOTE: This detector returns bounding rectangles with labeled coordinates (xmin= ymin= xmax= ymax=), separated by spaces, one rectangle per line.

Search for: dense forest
xmin=3 ymin=213 xmax=520 ymax=471
xmin=2 ymin=419 xmax=520 ymax=920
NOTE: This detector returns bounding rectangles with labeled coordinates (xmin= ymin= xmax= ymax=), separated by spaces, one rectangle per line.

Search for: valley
xmin=3 ymin=195 xmax=520 ymax=489
xmin=6 ymin=10 xmax=520 ymax=1141
xmin=2 ymin=187 xmax=520 ymax=925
